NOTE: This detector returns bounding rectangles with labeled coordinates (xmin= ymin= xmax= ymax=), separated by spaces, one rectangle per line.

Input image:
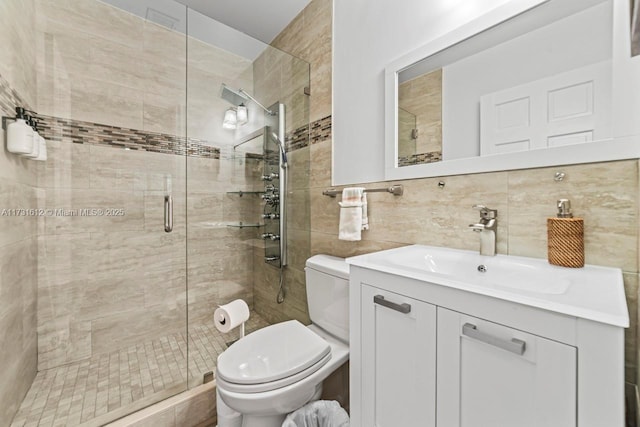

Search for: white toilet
xmin=215 ymin=255 xmax=350 ymax=427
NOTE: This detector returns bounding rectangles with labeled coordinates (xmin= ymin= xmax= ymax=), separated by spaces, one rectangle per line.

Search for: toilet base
xmin=219 ymin=383 xmax=323 ymax=427
xmin=241 ymin=413 xmax=286 ymax=427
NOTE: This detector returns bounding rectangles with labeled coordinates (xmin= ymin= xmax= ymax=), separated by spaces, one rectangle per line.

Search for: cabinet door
xmin=437 ymin=308 xmax=576 ymax=427
xmin=361 ymin=285 xmax=436 ymax=427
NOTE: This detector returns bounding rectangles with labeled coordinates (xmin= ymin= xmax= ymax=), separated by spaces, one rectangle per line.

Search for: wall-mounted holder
xmin=2 ymin=115 xmax=15 ymax=131
xmin=323 ymin=184 xmax=404 ymax=197
xmin=2 ymin=107 xmax=39 ymax=130
xmin=3 ymin=107 xmax=47 ymax=161
xmin=554 ymin=171 xmax=566 ymax=182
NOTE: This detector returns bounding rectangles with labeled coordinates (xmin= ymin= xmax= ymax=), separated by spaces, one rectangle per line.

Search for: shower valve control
xmin=262 ymin=213 xmax=280 ymax=220
xmin=261 ymin=233 xmax=280 ymax=241
xmin=261 ymin=173 xmax=279 ymax=181
xmin=264 ymin=184 xmax=276 ymax=192
xmin=261 ymin=194 xmax=279 ymax=202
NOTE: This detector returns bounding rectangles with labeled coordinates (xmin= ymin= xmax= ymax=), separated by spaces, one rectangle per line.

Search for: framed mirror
xmin=385 ymin=0 xmax=640 ymax=181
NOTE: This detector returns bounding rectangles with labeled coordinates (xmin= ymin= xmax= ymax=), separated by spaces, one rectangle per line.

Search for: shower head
xmin=220 ymin=83 xmax=275 ymax=115
xmin=270 ymin=132 xmax=288 ymax=167
xmin=220 ymin=83 xmax=249 ymax=106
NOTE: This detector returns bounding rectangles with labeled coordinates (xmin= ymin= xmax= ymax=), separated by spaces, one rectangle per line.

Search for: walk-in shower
xmin=0 ymin=1 xmax=310 ymax=426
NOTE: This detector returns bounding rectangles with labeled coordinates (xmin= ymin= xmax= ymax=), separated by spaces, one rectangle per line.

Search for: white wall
xmin=613 ymin=0 xmax=640 ymax=139
xmin=333 ymin=0 xmax=513 ymax=185
xmin=442 ymin=1 xmax=612 ymax=160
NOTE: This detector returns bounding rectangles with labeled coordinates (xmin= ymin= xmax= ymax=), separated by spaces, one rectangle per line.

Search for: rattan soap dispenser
xmin=547 ymin=199 xmax=584 ymax=268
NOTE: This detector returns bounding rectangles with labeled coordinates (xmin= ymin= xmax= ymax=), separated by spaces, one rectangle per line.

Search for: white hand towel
xmin=362 ymin=192 xmax=369 ymax=231
xmin=339 ymin=187 xmax=365 ymax=241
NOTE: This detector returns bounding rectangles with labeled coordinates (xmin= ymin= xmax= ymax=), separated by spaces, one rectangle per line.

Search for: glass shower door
xmin=9 ymin=1 xmax=190 ymax=425
xmin=185 ymin=9 xmax=310 ymax=388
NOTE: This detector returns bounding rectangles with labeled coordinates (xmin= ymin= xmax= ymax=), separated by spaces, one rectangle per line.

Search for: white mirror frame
xmin=384 ymin=0 xmax=640 ymax=181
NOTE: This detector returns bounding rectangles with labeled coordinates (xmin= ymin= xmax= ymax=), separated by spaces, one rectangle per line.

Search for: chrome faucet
xmin=469 ymin=205 xmax=498 ymax=256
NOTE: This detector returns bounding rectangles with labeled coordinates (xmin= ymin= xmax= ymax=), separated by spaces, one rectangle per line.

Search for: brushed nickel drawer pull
xmin=374 ymin=295 xmax=411 ymax=314
xmin=462 ymin=323 xmax=526 ymax=355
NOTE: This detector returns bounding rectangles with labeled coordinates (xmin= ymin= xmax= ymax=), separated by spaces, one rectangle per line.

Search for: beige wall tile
xmin=288 ymin=190 xmax=311 ymax=231
xmin=624 ymin=273 xmax=638 ymax=383
xmin=288 ymin=146 xmax=311 ymax=191
xmin=310 ymin=140 xmax=332 ymax=189
xmin=37 ymin=316 xmax=92 ymax=370
xmin=321 ymin=362 xmax=350 ymax=413
xmin=0 ymin=2 xmax=39 ymax=425
xmin=0 ymin=0 xmax=37 ymax=107
xmin=38 ymin=140 xmax=91 ymax=189
xmin=174 ymin=384 xmax=216 ymax=427
xmin=91 ymin=305 xmax=186 ymax=356
xmin=287 ymin=228 xmax=312 ymax=273
xmin=0 ymin=182 xmax=38 ymax=248
xmin=507 ymin=161 xmax=638 ymax=270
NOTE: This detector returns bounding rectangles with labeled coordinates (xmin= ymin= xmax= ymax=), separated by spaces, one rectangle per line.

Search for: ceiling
xmin=174 ymin=0 xmax=311 ymax=43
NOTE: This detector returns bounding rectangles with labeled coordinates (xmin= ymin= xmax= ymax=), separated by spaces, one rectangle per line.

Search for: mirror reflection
xmin=397 ymin=69 xmax=442 ymax=166
xmin=396 ymin=0 xmax=612 ymax=167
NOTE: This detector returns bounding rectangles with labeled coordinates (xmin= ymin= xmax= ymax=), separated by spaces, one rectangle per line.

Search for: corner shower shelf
xmin=226 ymin=222 xmax=264 ymax=229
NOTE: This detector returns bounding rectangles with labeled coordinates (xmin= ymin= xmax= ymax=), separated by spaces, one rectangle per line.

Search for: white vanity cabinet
xmin=437 ymin=308 xmax=576 ymax=427
xmin=360 ymin=285 xmax=436 ymax=427
xmin=348 ymin=245 xmax=628 ymax=427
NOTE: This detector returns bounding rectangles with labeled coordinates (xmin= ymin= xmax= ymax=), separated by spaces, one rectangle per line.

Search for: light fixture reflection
xmin=223 ymin=108 xmax=237 ymax=129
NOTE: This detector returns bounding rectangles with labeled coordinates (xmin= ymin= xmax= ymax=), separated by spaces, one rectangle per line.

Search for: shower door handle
xmin=164 ymin=195 xmax=173 ymax=233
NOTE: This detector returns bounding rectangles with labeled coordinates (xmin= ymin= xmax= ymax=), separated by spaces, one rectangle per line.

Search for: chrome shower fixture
xmin=239 ymin=89 xmax=275 ymax=116
xmin=219 ymin=83 xmax=275 ymax=115
xmin=220 ymin=83 xmax=248 ymax=106
xmin=270 ymin=132 xmax=288 ymax=167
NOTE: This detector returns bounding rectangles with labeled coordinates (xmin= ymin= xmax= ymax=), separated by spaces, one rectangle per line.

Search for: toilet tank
xmin=305 ymin=255 xmax=350 ymax=343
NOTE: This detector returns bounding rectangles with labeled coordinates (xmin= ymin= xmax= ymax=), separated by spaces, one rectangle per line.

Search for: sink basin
xmin=346 ymin=244 xmax=629 ymax=327
xmin=383 ymin=246 xmax=572 ymax=295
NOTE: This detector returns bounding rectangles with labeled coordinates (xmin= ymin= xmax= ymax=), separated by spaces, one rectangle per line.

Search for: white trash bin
xmin=282 ymin=400 xmax=349 ymax=427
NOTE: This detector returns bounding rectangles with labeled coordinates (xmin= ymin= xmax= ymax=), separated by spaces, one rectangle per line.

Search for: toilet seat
xmin=217 ymin=320 xmax=332 ymax=393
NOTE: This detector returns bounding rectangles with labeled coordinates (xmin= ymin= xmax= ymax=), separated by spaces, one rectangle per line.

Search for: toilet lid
xmin=217 ymin=320 xmax=331 ymax=386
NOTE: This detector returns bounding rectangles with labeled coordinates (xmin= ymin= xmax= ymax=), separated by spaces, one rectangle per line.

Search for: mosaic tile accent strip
xmin=310 ymin=115 xmax=331 ymax=146
xmin=0 ymin=72 xmax=32 ymax=120
xmin=245 ymin=152 xmax=265 ymax=160
xmin=1 ymin=72 xmax=220 ymax=160
xmin=285 ymin=114 xmax=330 ymax=153
xmin=398 ymin=150 xmax=443 ymax=167
xmin=288 ymin=123 xmax=310 ymax=152
xmin=3 ymin=70 xmax=321 ymax=159
xmin=10 ymin=315 xmax=269 ymax=427
xmin=37 ymin=115 xmax=220 ymax=160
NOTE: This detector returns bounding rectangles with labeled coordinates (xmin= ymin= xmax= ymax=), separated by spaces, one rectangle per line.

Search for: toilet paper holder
xmin=214 ymin=299 xmax=250 ymax=341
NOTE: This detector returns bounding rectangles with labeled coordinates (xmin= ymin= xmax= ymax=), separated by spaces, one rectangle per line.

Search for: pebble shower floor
xmin=10 ymin=314 xmax=269 ymax=427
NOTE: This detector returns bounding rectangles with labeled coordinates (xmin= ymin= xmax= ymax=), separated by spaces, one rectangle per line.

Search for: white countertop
xmin=347 ymin=245 xmax=629 ymax=328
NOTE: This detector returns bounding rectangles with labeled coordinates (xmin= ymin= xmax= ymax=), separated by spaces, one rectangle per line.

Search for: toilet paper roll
xmin=214 ymin=299 xmax=250 ymax=333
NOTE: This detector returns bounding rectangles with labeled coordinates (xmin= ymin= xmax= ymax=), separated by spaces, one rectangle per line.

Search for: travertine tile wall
xmin=271 ymin=0 xmax=640 ymax=385
xmin=36 ymin=142 xmax=189 ymax=369
xmin=251 ymin=46 xmax=311 ymax=325
xmin=35 ymin=0 xmax=186 ymax=135
xmin=34 ymin=0 xmax=259 ymax=373
xmin=0 ymin=1 xmax=39 ymax=425
xmin=34 ymin=0 xmax=190 ymax=370
xmin=186 ymin=33 xmax=260 ymax=342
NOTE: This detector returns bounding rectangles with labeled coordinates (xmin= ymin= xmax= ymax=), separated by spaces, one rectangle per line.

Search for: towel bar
xmin=322 ymin=185 xmax=404 ymax=197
